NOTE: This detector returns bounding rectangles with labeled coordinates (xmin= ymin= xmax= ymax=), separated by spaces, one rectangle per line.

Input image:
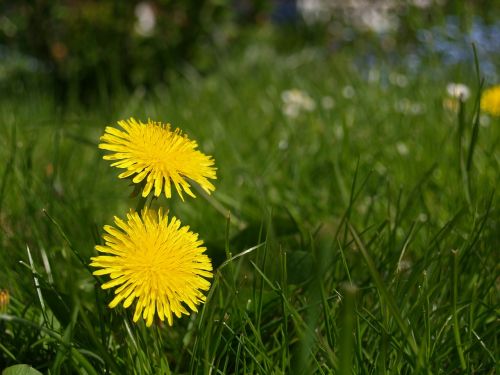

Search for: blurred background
xmin=1 ymin=0 xmax=499 ymax=103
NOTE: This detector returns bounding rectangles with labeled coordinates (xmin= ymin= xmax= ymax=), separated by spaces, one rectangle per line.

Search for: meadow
xmin=0 ymin=26 xmax=499 ymax=374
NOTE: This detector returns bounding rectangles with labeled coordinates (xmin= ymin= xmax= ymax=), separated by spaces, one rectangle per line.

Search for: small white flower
xmin=412 ymin=0 xmax=433 ymax=8
xmin=389 ymin=72 xmax=409 ymax=88
xmin=281 ymin=89 xmax=316 ymax=118
xmin=283 ymin=104 xmax=300 ymax=118
xmin=368 ymin=68 xmax=380 ymax=83
xmin=394 ymin=99 xmax=410 ymax=113
xmin=342 ymin=86 xmax=355 ymax=99
xmin=397 ymin=260 xmax=412 ymax=273
xmin=395 ymin=99 xmax=425 ymax=115
xmin=446 ymin=83 xmax=470 ymax=101
xmin=302 ymin=97 xmax=316 ymax=111
xmin=418 ymin=213 xmax=428 ymax=222
xmin=410 ymin=102 xmax=425 ymax=115
xmin=333 ymin=125 xmax=344 ymax=140
xmin=298 ymin=0 xmax=330 ymax=24
xmin=134 ymin=2 xmax=156 ymax=37
xmin=479 ymin=114 xmax=491 ymax=127
xmin=278 ymin=139 xmax=289 ymax=150
xmin=321 ymin=96 xmax=335 ymax=110
xmin=396 ymin=142 xmax=409 ymax=156
xmin=361 ymin=8 xmax=398 ymax=33
xmin=374 ymin=162 xmax=387 ymax=175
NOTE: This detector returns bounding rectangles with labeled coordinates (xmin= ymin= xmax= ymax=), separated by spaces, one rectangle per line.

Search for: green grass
xmin=0 ymin=42 xmax=498 ymax=374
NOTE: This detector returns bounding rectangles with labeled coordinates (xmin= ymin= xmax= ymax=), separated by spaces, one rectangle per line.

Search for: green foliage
xmin=0 ymin=38 xmax=498 ymax=373
xmin=0 ymin=1 xmax=236 ymax=99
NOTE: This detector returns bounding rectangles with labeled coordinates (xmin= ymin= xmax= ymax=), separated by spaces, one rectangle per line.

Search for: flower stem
xmin=135 ymin=195 xmax=147 ymax=212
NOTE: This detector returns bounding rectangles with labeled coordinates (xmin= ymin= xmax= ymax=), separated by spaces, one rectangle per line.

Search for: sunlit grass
xmin=0 ymin=42 xmax=498 ymax=374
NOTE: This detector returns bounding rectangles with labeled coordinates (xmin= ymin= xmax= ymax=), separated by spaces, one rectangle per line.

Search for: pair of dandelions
xmin=90 ymin=118 xmax=217 ymax=327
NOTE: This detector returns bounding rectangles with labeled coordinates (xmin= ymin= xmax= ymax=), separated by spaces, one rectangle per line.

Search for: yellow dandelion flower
xmin=481 ymin=85 xmax=500 ymax=117
xmin=90 ymin=208 xmax=213 ymax=327
xmin=99 ymin=118 xmax=216 ymax=200
xmin=0 ymin=289 xmax=10 ymax=312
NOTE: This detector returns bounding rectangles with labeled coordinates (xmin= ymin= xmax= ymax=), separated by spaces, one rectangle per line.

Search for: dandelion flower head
xmin=0 ymin=289 xmax=9 ymax=312
xmin=99 ymin=118 xmax=217 ymax=200
xmin=481 ymin=85 xmax=500 ymax=117
xmin=90 ymin=208 xmax=213 ymax=326
xmin=446 ymin=82 xmax=470 ymax=101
